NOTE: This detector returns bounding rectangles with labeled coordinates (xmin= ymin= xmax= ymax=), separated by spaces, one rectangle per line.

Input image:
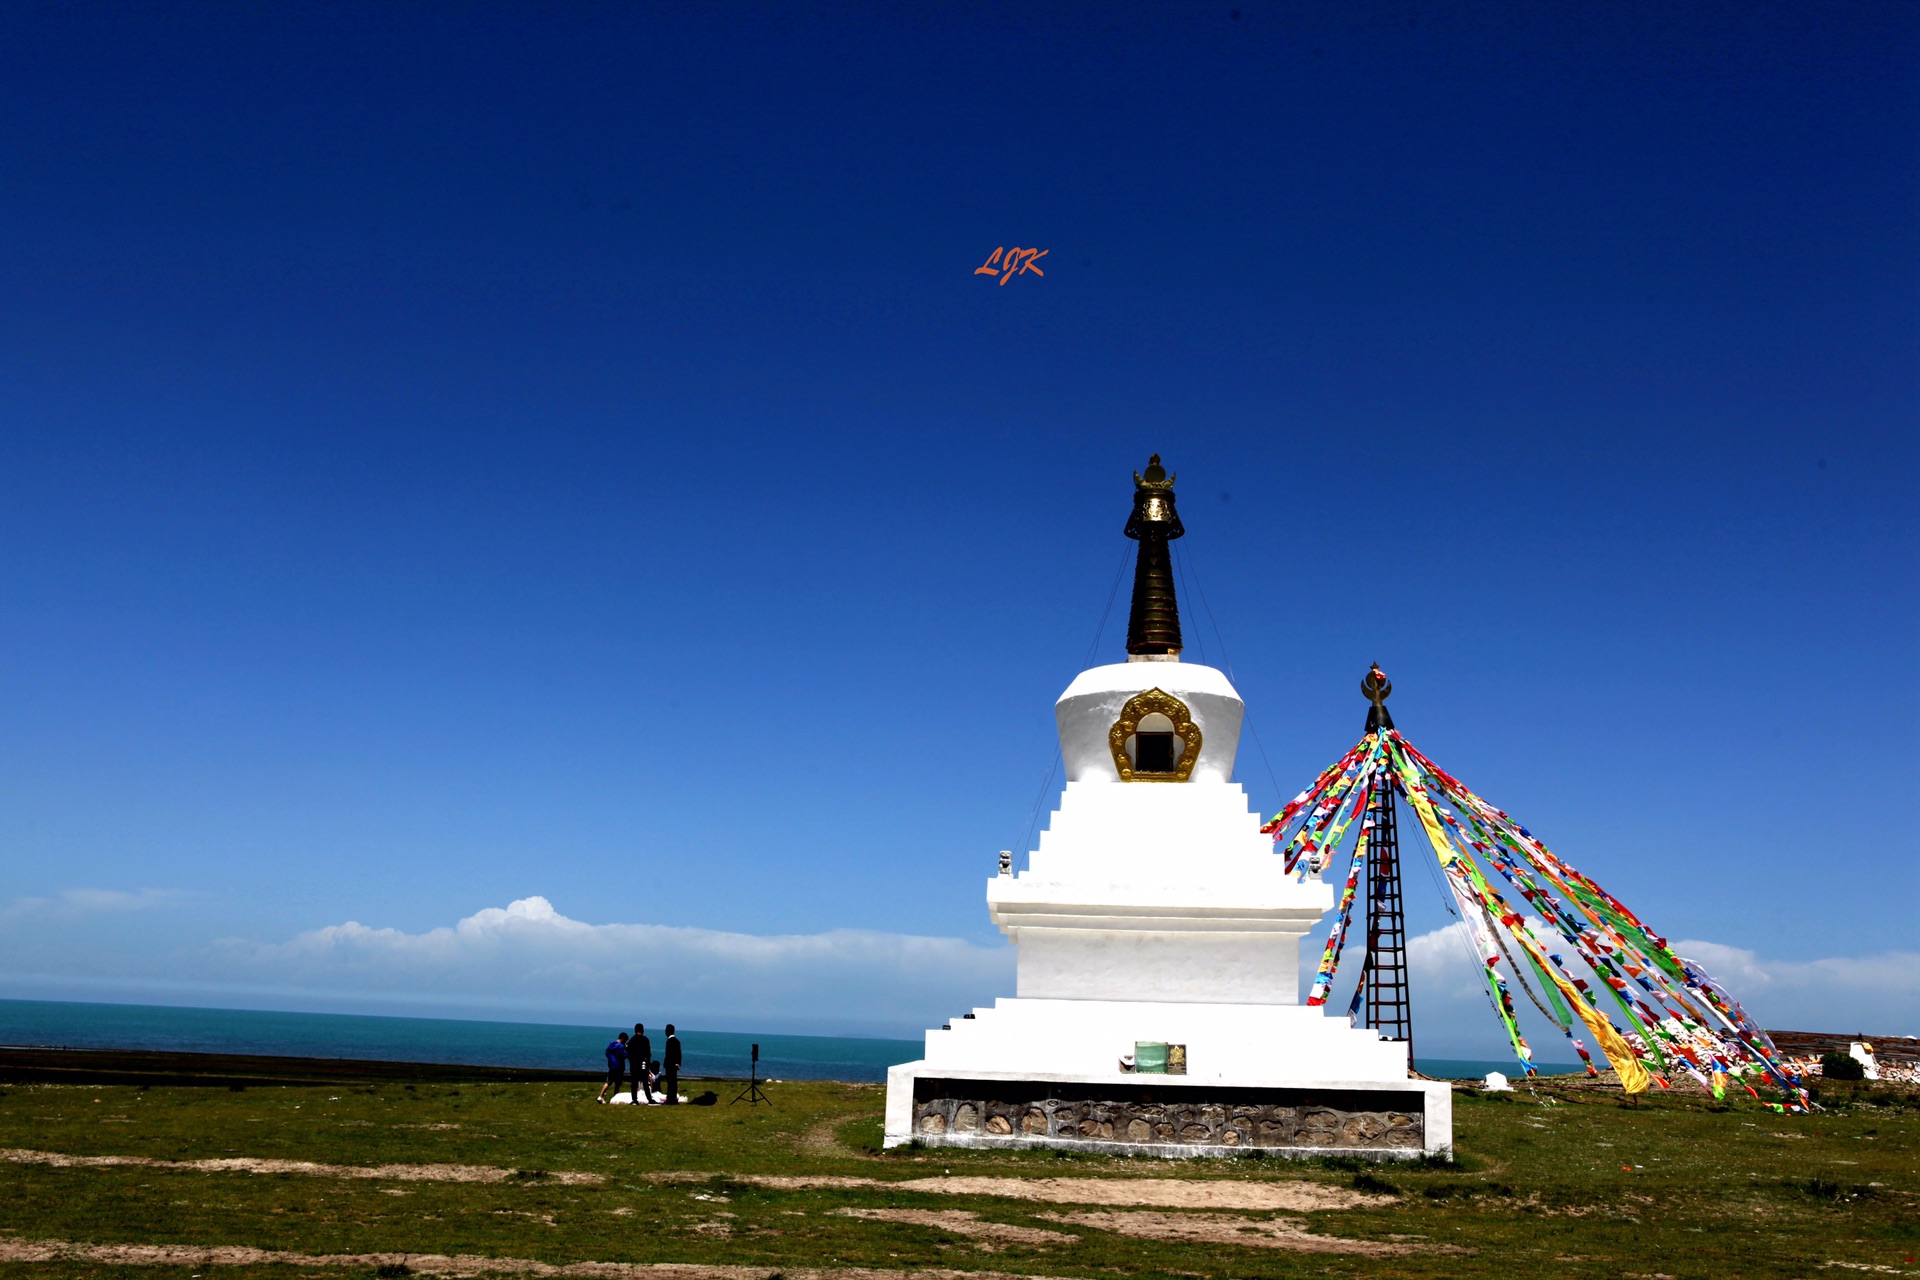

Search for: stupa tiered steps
xmin=889 ymin=995 xmax=1447 ymax=1158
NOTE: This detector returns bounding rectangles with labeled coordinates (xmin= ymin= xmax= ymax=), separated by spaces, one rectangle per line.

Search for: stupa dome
xmin=1055 ymin=661 xmax=1244 ymax=784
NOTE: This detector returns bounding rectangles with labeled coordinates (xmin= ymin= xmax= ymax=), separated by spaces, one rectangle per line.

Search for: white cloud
xmin=1670 ymin=939 xmax=1920 ymax=1030
xmin=1387 ymin=921 xmax=1920 ymax=1058
xmin=1407 ymin=919 xmax=1485 ymax=1000
xmin=1 ymin=888 xmax=184 ymax=919
xmin=199 ymin=896 xmax=1015 ymax=1035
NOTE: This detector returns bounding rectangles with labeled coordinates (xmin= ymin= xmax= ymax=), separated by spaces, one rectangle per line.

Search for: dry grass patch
xmin=831 ymin=1207 xmax=1075 ymax=1246
xmin=0 ymin=1237 xmax=1076 ymax=1280
xmin=1035 ymin=1210 xmax=1441 ymax=1254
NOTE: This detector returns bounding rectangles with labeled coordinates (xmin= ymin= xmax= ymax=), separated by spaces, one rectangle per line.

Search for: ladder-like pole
xmin=1360 ymin=665 xmax=1414 ymax=1065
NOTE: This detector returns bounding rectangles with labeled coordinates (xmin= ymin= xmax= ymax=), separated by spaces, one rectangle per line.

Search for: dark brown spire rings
xmin=1124 ymin=454 xmax=1184 ymax=657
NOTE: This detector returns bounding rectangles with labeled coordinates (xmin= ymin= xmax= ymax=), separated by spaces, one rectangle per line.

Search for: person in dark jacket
xmin=629 ymin=1023 xmax=654 ymax=1103
xmin=595 ymin=1032 xmax=629 ymax=1104
xmin=662 ymin=1024 xmax=682 ymax=1104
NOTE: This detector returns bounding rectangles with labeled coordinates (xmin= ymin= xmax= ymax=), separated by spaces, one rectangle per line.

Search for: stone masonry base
xmin=895 ymin=1073 xmax=1444 ymax=1160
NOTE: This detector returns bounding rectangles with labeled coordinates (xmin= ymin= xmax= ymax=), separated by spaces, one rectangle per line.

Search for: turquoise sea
xmin=0 ymin=998 xmax=1570 ymax=1082
xmin=0 ymin=999 xmax=919 ymax=1083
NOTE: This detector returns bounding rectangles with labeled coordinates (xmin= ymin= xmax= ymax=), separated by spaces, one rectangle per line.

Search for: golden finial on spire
xmin=1362 ymin=664 xmax=1395 ymax=732
xmin=1134 ymin=453 xmax=1176 ymax=490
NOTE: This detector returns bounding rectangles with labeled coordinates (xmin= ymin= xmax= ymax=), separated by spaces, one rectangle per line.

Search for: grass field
xmin=0 ymin=1074 xmax=1913 ymax=1279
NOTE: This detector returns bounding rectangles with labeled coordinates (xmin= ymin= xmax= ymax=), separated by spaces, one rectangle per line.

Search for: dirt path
xmin=6 ymin=1146 xmax=1390 ymax=1216
xmin=677 ymin=1173 xmax=1386 ymax=1211
xmin=830 ymin=1208 xmax=1076 ymax=1246
xmin=0 ymin=1148 xmax=604 ymax=1186
xmin=1035 ymin=1211 xmax=1441 ymax=1254
xmin=0 ymin=1238 xmax=1072 ymax=1280
xmin=827 ymin=1204 xmax=1431 ymax=1255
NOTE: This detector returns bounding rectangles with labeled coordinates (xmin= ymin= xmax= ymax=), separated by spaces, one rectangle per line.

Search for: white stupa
xmin=885 ymin=457 xmax=1450 ymax=1158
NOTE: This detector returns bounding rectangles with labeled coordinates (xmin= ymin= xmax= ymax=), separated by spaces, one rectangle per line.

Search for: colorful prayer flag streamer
xmin=1263 ymin=729 xmax=1809 ymax=1109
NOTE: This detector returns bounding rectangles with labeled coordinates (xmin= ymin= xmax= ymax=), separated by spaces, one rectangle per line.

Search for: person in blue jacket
xmin=595 ymin=1031 xmax=630 ymax=1103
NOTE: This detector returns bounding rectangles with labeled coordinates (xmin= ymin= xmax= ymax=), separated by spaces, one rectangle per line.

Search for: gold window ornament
xmin=1108 ymin=688 xmax=1201 ymax=782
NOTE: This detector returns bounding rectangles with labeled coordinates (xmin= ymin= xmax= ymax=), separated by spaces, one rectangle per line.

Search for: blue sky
xmin=0 ymin=2 xmax=1914 ymax=1051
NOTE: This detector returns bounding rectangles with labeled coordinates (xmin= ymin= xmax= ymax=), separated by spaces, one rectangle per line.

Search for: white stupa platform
xmin=885 ymin=470 xmax=1450 ymax=1160
xmin=887 ymin=661 xmax=1447 ymax=1157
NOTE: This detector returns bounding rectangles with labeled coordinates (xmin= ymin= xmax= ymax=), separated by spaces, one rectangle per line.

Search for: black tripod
xmin=731 ymin=1042 xmax=771 ymax=1106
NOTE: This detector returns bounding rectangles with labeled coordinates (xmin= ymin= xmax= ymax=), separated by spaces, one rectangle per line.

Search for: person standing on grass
xmin=596 ymin=1031 xmax=629 ymax=1104
xmin=662 ymin=1024 xmax=682 ymax=1104
xmin=629 ymin=1023 xmax=654 ymax=1103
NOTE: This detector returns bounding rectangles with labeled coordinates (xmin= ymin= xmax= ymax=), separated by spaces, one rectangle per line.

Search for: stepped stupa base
xmin=884 ymin=997 xmax=1449 ymax=1159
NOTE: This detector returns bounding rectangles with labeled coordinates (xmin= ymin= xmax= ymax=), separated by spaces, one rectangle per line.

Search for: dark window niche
xmin=1134 ymin=732 xmax=1176 ymax=773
